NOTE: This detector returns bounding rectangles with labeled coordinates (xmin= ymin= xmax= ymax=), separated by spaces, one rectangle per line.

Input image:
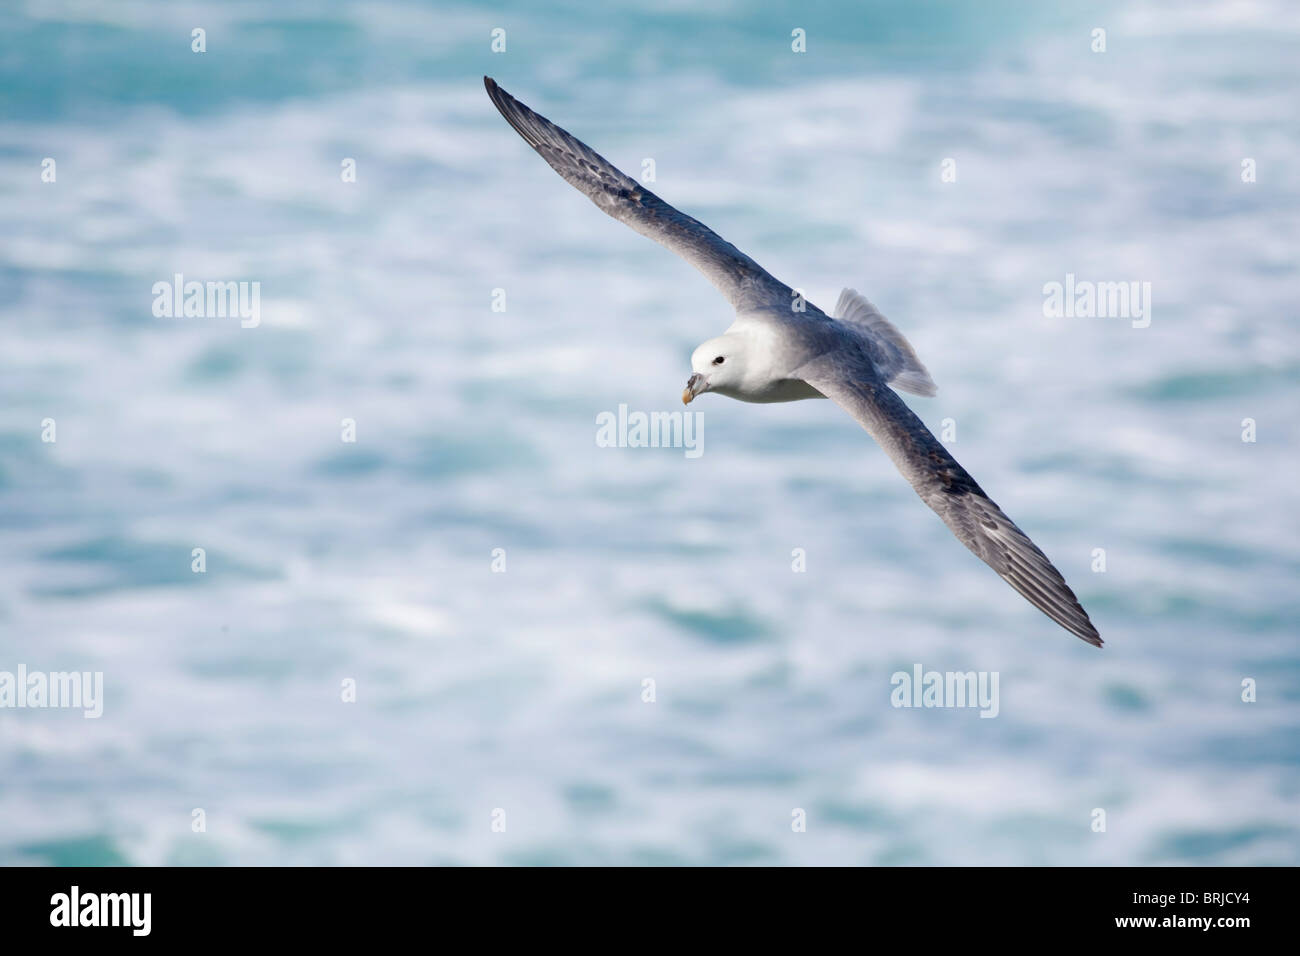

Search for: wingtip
xmin=483 ymin=76 xmax=515 ymax=116
xmin=1074 ymin=621 xmax=1103 ymax=648
xmin=484 ymin=76 xmax=512 ymax=121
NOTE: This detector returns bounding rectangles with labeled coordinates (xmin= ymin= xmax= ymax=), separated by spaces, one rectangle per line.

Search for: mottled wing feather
xmin=796 ymin=349 xmax=1102 ymax=646
xmin=485 ymin=77 xmax=790 ymax=312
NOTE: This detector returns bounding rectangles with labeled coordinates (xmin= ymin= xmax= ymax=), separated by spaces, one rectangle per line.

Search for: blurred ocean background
xmin=1 ymin=0 xmax=1297 ymax=866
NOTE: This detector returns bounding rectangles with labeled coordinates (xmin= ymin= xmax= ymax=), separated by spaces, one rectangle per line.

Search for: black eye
xmin=712 ymin=356 xmax=725 ymax=365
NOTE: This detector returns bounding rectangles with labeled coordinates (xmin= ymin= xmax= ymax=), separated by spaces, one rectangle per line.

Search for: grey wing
xmin=795 ymin=349 xmax=1101 ymax=646
xmin=485 ymin=77 xmax=790 ymax=313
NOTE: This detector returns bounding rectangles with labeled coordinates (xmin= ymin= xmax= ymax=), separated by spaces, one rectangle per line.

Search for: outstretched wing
xmin=795 ymin=348 xmax=1101 ymax=646
xmin=484 ymin=77 xmax=790 ymax=312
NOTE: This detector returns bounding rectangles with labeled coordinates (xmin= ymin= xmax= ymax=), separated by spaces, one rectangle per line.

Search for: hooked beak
xmin=682 ymin=373 xmax=708 ymax=405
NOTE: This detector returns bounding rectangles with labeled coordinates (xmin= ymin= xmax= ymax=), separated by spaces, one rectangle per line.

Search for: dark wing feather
xmin=796 ymin=349 xmax=1102 ymax=646
xmin=484 ymin=77 xmax=789 ymax=312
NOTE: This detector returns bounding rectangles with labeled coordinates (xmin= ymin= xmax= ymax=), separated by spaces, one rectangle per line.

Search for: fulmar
xmin=484 ymin=77 xmax=1101 ymax=646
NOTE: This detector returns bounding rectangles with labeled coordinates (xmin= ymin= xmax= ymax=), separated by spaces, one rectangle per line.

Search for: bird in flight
xmin=484 ymin=77 xmax=1101 ymax=646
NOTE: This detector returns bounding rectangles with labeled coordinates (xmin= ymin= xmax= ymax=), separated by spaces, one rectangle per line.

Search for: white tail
xmin=832 ymin=288 xmax=937 ymax=397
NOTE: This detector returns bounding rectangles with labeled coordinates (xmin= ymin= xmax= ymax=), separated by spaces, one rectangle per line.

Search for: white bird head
xmin=683 ymin=334 xmax=748 ymax=404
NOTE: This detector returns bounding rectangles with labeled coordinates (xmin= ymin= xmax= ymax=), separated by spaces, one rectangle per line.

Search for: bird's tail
xmin=833 ymin=288 xmax=937 ymax=397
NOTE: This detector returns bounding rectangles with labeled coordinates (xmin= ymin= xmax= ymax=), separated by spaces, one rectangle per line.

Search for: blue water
xmin=1 ymin=0 xmax=1297 ymax=865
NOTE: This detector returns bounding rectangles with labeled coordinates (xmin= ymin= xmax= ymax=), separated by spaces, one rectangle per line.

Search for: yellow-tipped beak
xmin=682 ymin=372 xmax=706 ymax=405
